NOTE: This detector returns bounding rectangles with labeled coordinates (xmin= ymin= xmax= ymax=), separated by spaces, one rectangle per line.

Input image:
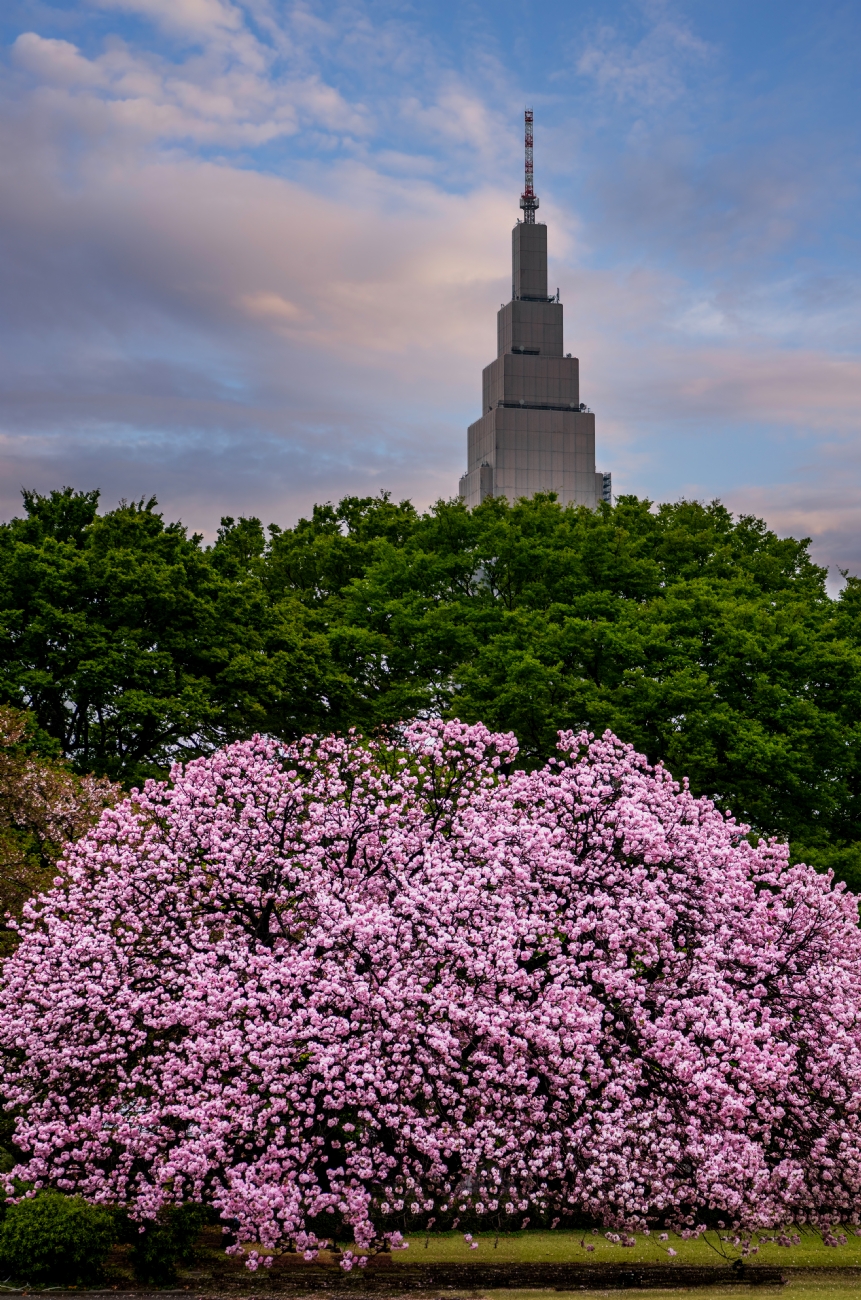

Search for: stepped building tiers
xmin=459 ymin=111 xmax=610 ymax=509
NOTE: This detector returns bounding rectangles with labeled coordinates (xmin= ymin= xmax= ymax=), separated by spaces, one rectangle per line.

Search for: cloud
xmin=576 ymin=3 xmax=714 ymax=109
xmin=13 ymin=32 xmax=108 ymax=85
xmin=11 ymin=7 xmax=368 ymax=150
xmin=241 ymin=292 xmax=303 ymax=324
xmin=0 ymin=41 xmax=516 ymax=530
xmin=93 ymin=0 xmax=244 ymax=37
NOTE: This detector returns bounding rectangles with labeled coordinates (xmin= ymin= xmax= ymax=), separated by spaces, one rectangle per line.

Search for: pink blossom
xmin=2 ymin=721 xmax=861 ymax=1256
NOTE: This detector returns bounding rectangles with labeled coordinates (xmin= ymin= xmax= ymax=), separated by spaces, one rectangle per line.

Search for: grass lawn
xmin=389 ymin=1229 xmax=861 ymax=1269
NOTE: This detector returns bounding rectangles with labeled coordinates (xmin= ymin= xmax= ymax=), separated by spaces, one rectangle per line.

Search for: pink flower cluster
xmin=3 ymin=720 xmax=861 ymax=1257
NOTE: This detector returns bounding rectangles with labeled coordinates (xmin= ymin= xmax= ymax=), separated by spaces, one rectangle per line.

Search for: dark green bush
xmin=0 ymin=1190 xmax=116 ymax=1284
xmin=120 ymin=1203 xmax=210 ymax=1284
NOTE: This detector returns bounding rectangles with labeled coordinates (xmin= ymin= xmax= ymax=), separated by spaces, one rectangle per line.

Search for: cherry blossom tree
xmin=2 ymin=720 xmax=861 ymax=1262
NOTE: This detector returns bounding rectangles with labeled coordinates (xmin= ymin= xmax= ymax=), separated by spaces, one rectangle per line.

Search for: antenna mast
xmin=520 ymin=108 xmax=539 ymax=223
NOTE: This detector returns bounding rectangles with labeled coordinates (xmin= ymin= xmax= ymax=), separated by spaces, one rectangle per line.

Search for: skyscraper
xmin=459 ymin=111 xmax=610 ymax=509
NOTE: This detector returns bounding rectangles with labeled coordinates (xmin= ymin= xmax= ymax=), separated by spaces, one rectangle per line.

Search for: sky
xmin=1 ymin=0 xmax=860 ymax=576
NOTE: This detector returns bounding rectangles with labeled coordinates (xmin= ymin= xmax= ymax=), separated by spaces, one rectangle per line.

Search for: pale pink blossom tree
xmin=2 ymin=721 xmax=861 ymax=1261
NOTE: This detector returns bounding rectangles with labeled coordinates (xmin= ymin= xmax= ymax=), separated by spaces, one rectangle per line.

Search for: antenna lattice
xmin=520 ymin=108 xmax=539 ymax=223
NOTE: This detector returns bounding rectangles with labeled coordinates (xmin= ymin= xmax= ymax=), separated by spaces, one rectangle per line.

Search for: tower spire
xmin=520 ymin=108 xmax=539 ymax=223
xmin=460 ymin=109 xmax=609 ymax=511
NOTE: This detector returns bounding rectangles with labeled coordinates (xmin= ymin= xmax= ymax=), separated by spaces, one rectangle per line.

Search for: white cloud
xmin=241 ymin=291 xmax=304 ymax=323
xmin=93 ymin=0 xmax=244 ymax=38
xmin=11 ymin=6 xmax=369 ymax=151
xmin=577 ymin=5 xmax=713 ymax=109
xmin=13 ymin=33 xmax=108 ymax=86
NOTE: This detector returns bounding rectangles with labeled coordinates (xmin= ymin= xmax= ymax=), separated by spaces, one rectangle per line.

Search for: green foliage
xmin=3 ymin=486 xmax=861 ymax=883
xmin=790 ymin=841 xmax=861 ymax=896
xmin=118 ymin=1203 xmax=210 ymax=1285
xmin=0 ymin=1191 xmax=116 ymax=1284
xmin=0 ymin=1190 xmax=209 ymax=1287
xmin=0 ymin=489 xmax=337 ymax=785
xmin=0 ymin=704 xmax=118 ymax=956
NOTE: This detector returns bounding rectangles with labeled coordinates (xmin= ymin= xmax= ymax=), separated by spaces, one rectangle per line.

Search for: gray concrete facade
xmin=459 ymin=219 xmax=610 ymax=509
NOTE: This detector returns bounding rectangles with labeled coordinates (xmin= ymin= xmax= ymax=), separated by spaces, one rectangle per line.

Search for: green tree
xmin=0 ymin=489 xmax=339 ymax=785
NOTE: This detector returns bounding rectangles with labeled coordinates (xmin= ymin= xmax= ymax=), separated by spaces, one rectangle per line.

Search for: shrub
xmin=0 ymin=1191 xmax=116 ymax=1284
